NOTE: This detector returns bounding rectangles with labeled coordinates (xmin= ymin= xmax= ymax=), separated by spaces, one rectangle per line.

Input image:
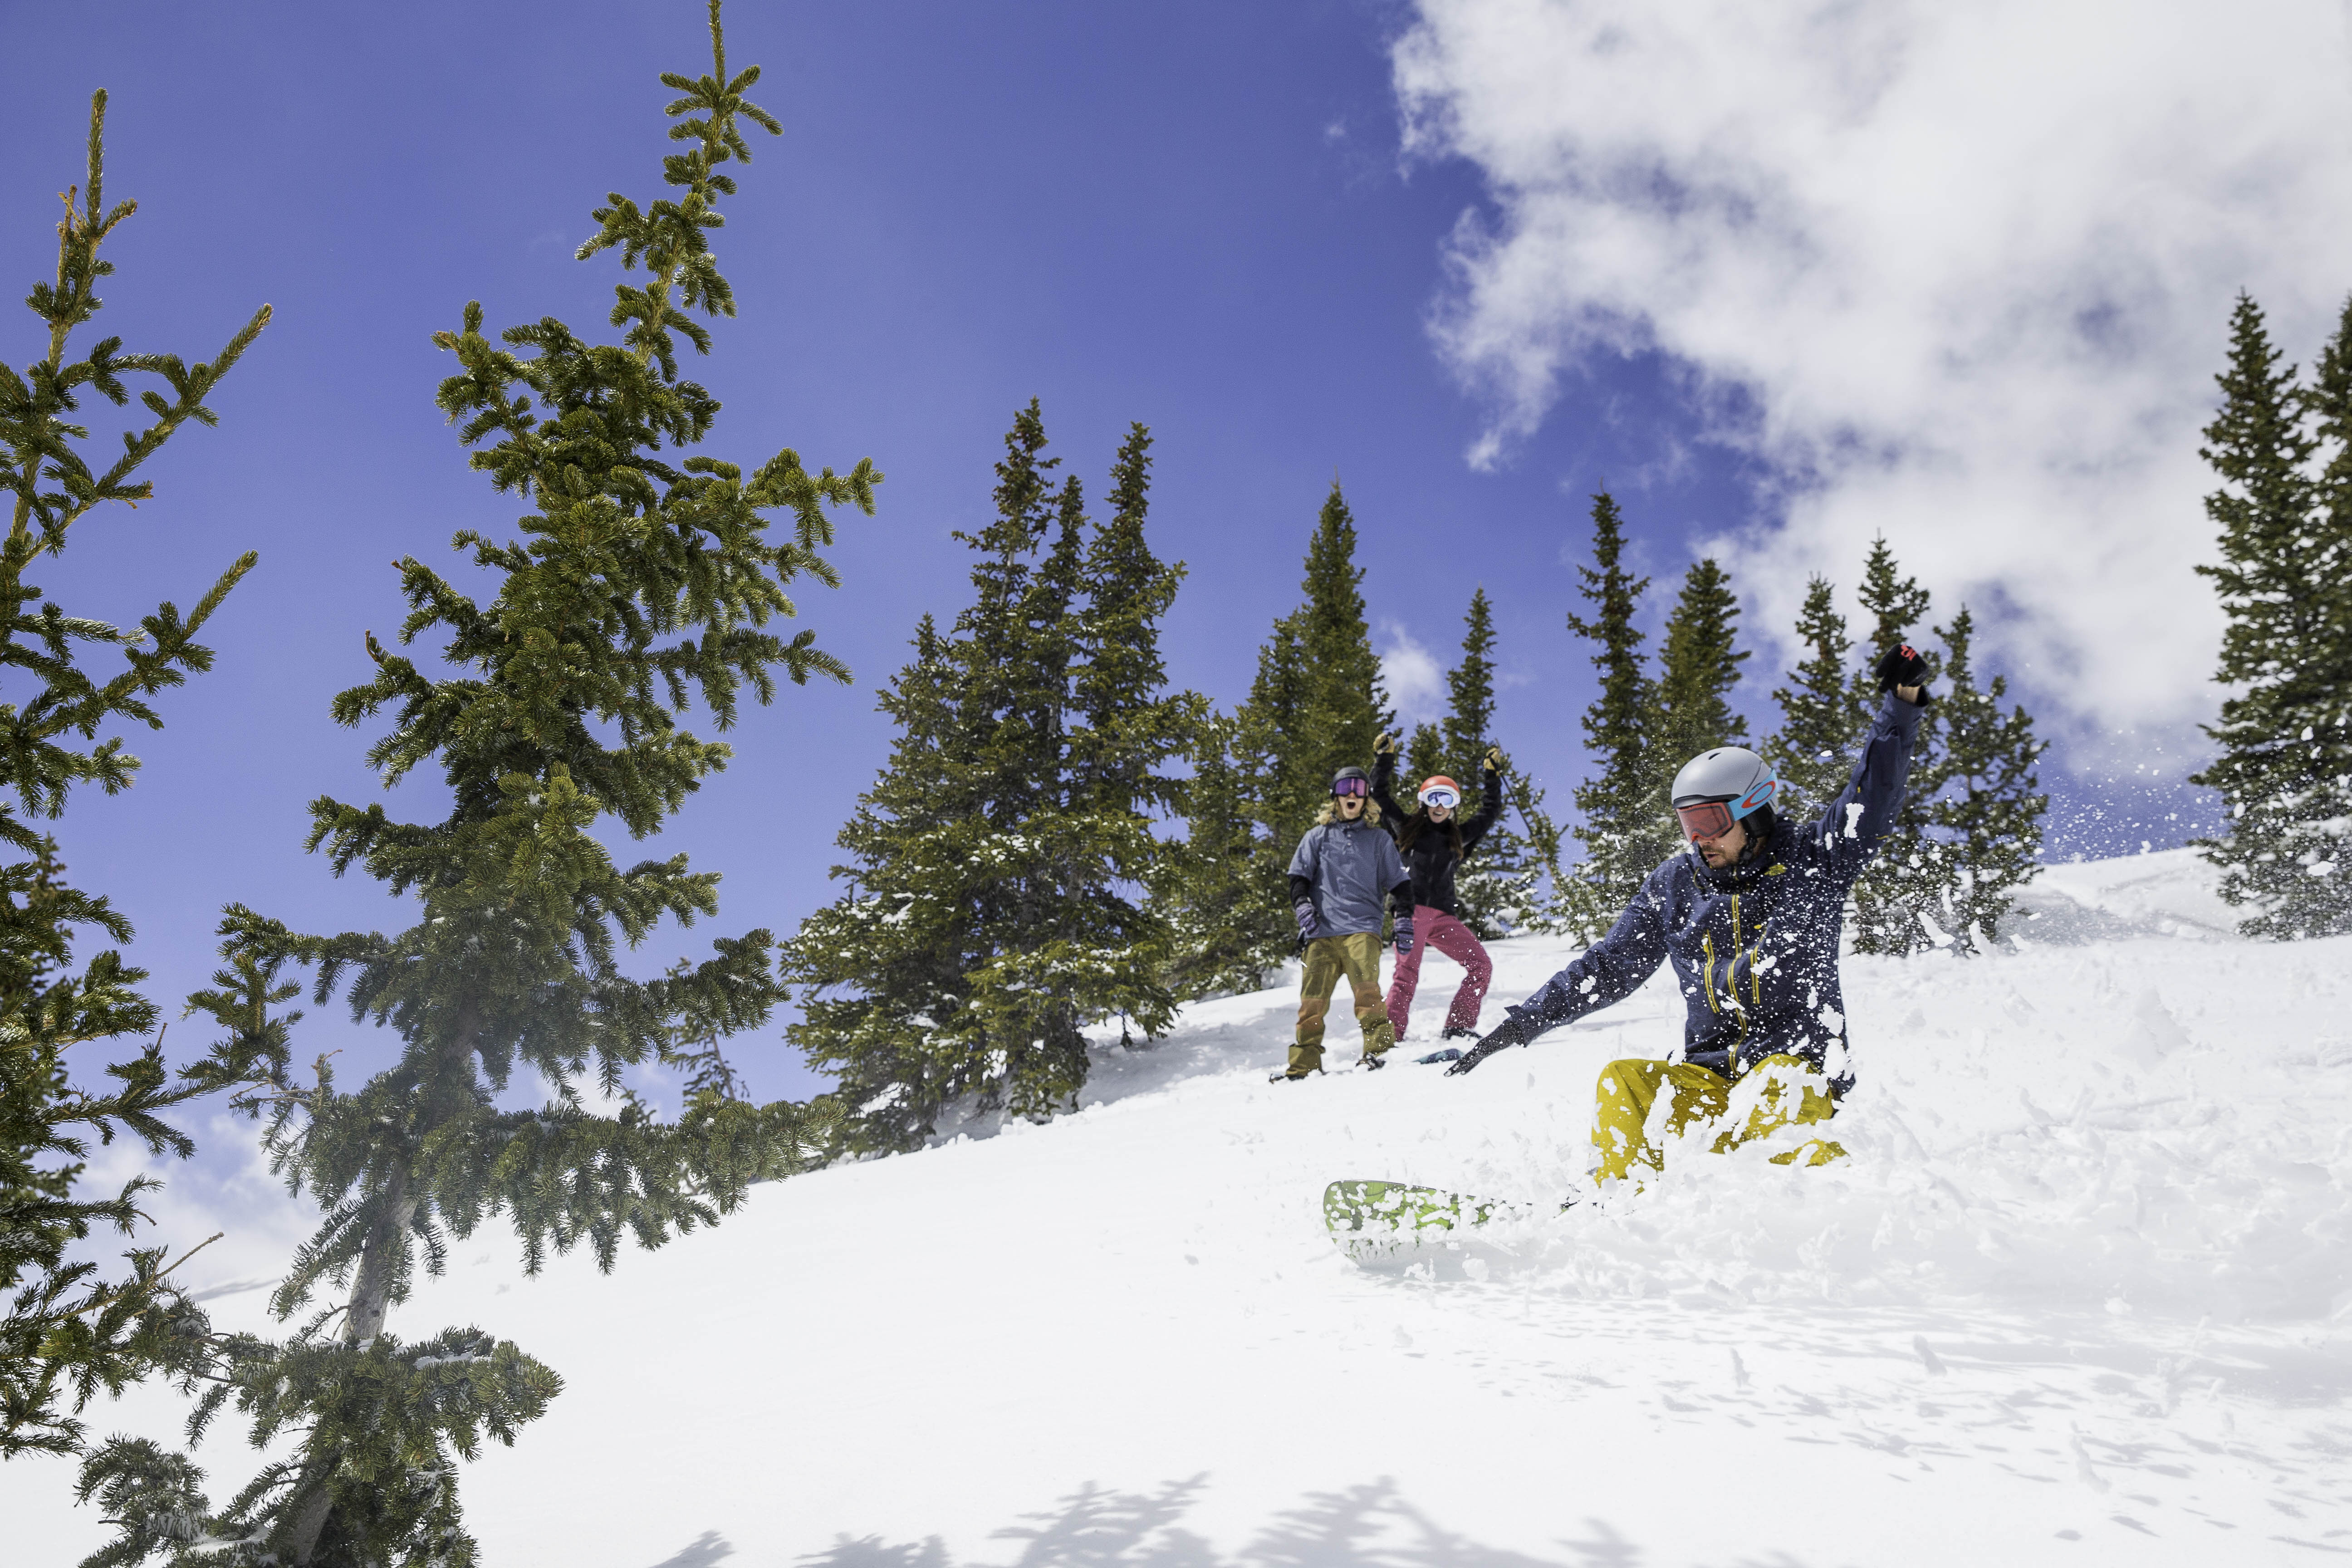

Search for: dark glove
xmin=1444 ymin=1015 xmax=1529 ymax=1075
xmin=1875 ymin=643 xmax=1930 ymax=700
xmin=1393 ymin=912 xmax=1416 ymax=956
xmin=1713 ymin=947 xmax=1765 ymax=1013
xmin=1294 ymin=900 xmax=1319 ymax=941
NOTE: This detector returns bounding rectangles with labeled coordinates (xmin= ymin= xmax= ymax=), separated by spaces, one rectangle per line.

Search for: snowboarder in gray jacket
xmin=1447 ymin=647 xmax=1931 ymax=1185
xmin=1279 ymin=765 xmax=1413 ymax=1080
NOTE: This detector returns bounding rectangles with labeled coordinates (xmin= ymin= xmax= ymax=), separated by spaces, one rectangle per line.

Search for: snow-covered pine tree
xmin=786 ymin=614 xmax=968 ymax=1146
xmin=1847 ymin=536 xmax=1943 ymax=956
xmin=789 ymin=406 xmax=1192 ymax=1147
xmin=0 ymin=89 xmax=276 ymax=1460
xmin=1766 ymin=575 xmax=1855 ymax=812
xmin=1565 ymin=490 xmax=1666 ymax=911
xmin=75 ymin=10 xmax=872 ymax=1561
xmin=2188 ymin=292 xmax=2352 ymax=936
xmin=1925 ymin=605 xmax=2048 ymax=950
xmin=1651 ymin=557 xmax=1750 ymax=770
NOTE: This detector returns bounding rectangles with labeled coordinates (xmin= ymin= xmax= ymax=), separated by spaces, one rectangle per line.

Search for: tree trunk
xmin=280 ymin=1156 xmax=419 ymax=1563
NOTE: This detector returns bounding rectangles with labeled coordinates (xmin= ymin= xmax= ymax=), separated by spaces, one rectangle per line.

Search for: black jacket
xmin=1499 ymin=692 xmax=1926 ymax=1090
xmin=1370 ymin=752 xmax=1504 ymax=917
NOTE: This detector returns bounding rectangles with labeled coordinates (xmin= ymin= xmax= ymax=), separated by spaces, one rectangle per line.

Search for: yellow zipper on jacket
xmin=1727 ymin=892 xmax=1749 ymax=1076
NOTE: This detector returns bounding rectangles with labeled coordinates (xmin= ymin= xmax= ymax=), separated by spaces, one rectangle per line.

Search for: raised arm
xmin=1806 ymin=647 xmax=1931 ymax=871
xmin=1458 ymin=748 xmax=1506 ymax=854
xmin=1369 ymin=733 xmax=1406 ymax=829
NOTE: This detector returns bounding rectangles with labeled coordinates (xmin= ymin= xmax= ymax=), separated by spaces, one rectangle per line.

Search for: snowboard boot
xmin=1440 ymin=1025 xmax=1479 ymax=1041
xmin=1361 ymin=1053 xmax=1388 ymax=1072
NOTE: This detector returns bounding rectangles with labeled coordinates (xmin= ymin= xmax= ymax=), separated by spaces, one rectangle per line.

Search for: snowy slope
xmin=9 ymin=849 xmax=2352 ymax=1565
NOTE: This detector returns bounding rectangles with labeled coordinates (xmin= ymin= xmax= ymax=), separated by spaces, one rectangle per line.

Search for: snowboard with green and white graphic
xmin=1322 ymin=1178 xmax=1520 ymax=1268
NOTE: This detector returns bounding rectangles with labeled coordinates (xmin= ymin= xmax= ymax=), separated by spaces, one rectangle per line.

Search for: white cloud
xmin=1392 ymin=0 xmax=2352 ymax=741
xmin=1378 ymin=619 xmax=1448 ymax=724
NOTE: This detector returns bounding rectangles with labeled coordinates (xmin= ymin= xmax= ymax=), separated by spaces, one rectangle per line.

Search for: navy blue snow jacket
xmin=1501 ymin=693 xmax=1927 ymax=1091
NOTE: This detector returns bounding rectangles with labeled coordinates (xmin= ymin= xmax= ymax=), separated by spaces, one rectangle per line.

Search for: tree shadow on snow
xmin=646 ymin=1530 xmax=735 ymax=1568
xmin=798 ymin=1476 xmax=1818 ymax=1568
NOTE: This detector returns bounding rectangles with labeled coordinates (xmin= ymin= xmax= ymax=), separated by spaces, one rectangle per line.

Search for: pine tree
xmin=1074 ymin=424 xmax=1206 ymax=1024
xmin=1404 ymin=721 xmax=1448 ymax=789
xmin=1165 ymin=714 xmax=1269 ymax=999
xmin=1767 ymin=575 xmax=1855 ymax=813
xmin=1179 ymin=481 xmax=1392 ymax=980
xmin=1651 ymin=558 xmax=1749 ymax=769
xmin=0 ymin=89 xmax=275 ymax=1459
xmin=1565 ymin=490 xmax=1666 ymax=908
xmin=1431 ymin=588 xmax=1558 ymax=937
xmin=789 ymin=406 xmax=1194 ymax=1146
xmin=1439 ymin=587 xmax=1500 ymax=788
xmin=1206 ymin=613 xmax=1309 ymax=974
xmin=1074 ymin=425 xmax=1201 ymax=829
xmin=1847 ymin=536 xmax=1941 ymax=956
xmin=785 ymin=615 xmax=968 ymax=1145
xmin=1925 ymin=605 xmax=2048 ymax=950
xmin=77 ymin=11 xmax=870 ymax=1561
xmin=1847 ymin=537 xmax=1933 ymax=715
xmin=2190 ymin=292 xmax=2352 ymax=938
xmin=1289 ymin=480 xmax=1393 ymax=811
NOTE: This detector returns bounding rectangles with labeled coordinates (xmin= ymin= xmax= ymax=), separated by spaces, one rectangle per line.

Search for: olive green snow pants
xmin=1290 ymin=931 xmax=1395 ymax=1076
xmin=1590 ymin=1053 xmax=1845 ymax=1185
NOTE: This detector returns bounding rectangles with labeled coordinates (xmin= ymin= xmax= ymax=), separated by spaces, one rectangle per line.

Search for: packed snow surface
xmin=9 ymin=849 xmax=2352 ymax=1564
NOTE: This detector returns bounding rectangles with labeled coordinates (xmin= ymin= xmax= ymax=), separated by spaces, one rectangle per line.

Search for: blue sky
xmin=10 ymin=0 xmax=2339 ymax=1105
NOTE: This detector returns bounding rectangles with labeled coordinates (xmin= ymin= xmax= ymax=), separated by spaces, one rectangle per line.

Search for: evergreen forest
xmin=4 ymin=6 xmax=2349 ymax=1565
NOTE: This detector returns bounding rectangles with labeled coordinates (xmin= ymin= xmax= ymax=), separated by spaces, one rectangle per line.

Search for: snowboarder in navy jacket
xmin=1448 ymin=647 xmax=1931 ymax=1186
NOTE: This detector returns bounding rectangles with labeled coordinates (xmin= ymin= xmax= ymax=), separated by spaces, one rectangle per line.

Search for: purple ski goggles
xmin=1332 ymin=777 xmax=1369 ymax=798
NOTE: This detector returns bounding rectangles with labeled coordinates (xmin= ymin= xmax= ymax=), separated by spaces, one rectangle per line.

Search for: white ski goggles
xmin=1419 ymin=784 xmax=1461 ymax=811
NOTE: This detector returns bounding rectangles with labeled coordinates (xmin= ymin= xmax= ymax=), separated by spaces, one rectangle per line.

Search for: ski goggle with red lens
xmin=1332 ymin=777 xmax=1369 ymax=798
xmin=1673 ymin=776 xmax=1777 ymax=843
xmin=1674 ymin=799 xmax=1737 ymax=841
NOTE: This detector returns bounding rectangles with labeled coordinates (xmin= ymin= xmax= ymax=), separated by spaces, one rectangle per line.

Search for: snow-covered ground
xmin=10 ymin=849 xmax=2352 ymax=1565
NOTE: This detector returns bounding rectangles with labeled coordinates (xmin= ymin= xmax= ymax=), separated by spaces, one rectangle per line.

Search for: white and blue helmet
xmin=1670 ymin=746 xmax=1778 ymax=843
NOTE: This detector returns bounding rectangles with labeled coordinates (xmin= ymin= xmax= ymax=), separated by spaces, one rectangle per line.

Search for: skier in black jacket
xmin=1370 ymin=735 xmax=1505 ymax=1043
xmin=1447 ymin=647 xmax=1931 ymax=1187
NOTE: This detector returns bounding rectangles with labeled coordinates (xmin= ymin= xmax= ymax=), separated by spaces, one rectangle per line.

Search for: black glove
xmin=1713 ymin=947 xmax=1766 ymax=1014
xmin=1445 ymin=1015 xmax=1529 ymax=1075
xmin=1393 ymin=912 xmax=1416 ymax=956
xmin=1294 ymin=900 xmax=1319 ymax=941
xmin=1875 ymin=643 xmax=1930 ymax=699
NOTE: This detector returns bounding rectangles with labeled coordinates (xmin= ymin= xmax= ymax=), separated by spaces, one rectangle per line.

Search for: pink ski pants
xmin=1385 ymin=905 xmax=1492 ymax=1039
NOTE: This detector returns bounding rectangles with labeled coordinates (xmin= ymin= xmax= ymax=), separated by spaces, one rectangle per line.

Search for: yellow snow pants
xmin=1290 ymin=931 xmax=1395 ymax=1076
xmin=1591 ymin=1053 xmax=1845 ymax=1185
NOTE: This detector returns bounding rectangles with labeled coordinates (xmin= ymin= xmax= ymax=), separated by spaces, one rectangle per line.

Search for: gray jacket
xmin=1287 ymin=817 xmax=1409 ymax=939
